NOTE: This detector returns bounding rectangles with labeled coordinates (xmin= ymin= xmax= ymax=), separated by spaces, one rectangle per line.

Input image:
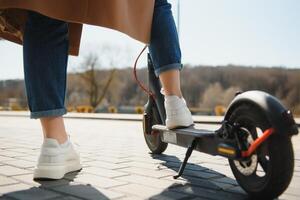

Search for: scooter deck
xmin=152 ymin=124 xmax=215 ymax=138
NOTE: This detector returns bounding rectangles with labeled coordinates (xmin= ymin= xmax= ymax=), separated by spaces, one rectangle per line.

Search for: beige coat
xmin=0 ymin=0 xmax=155 ymax=55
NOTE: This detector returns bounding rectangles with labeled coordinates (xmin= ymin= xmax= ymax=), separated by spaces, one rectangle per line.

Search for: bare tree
xmin=79 ymin=53 xmax=116 ymax=110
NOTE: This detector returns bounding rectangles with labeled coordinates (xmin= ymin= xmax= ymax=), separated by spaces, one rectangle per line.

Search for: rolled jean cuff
xmin=30 ymin=108 xmax=67 ymax=119
xmin=154 ymin=63 xmax=183 ymax=77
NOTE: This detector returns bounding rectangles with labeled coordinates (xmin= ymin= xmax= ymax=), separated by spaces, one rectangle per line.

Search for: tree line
xmin=0 ymin=64 xmax=300 ymax=115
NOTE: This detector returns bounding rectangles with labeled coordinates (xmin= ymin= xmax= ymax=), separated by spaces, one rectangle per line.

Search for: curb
xmin=0 ymin=112 xmax=222 ymax=124
xmin=0 ymin=111 xmax=299 ymax=126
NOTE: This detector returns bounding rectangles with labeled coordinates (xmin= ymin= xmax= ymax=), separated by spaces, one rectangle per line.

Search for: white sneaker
xmin=33 ymin=137 xmax=82 ymax=180
xmin=164 ymin=95 xmax=194 ymax=129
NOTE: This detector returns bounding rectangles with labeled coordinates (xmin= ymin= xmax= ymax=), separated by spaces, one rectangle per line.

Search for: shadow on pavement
xmin=149 ymin=154 xmax=258 ymax=200
xmin=2 ymin=171 xmax=110 ymax=200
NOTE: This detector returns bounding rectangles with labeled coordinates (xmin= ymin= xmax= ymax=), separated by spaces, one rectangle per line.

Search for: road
xmin=0 ymin=116 xmax=299 ymax=200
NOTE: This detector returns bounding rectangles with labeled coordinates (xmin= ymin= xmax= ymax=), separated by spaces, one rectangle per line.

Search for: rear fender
xmin=225 ymin=90 xmax=298 ymax=136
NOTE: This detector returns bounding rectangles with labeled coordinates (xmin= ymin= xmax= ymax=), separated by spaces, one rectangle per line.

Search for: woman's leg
xmin=23 ymin=11 xmax=68 ymax=144
xmin=149 ymin=0 xmax=193 ymax=129
xmin=159 ymin=70 xmax=182 ymax=97
xmin=40 ymin=117 xmax=68 ymax=144
xmin=23 ymin=11 xmax=81 ymax=179
xmin=149 ymin=0 xmax=183 ymax=97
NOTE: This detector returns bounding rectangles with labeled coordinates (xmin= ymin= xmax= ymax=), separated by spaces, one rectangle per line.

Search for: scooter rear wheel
xmin=143 ymin=105 xmax=168 ymax=154
xmin=228 ymin=104 xmax=294 ymax=199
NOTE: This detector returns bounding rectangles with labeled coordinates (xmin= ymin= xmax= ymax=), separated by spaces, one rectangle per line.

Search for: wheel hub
xmin=234 ymin=133 xmax=258 ymax=176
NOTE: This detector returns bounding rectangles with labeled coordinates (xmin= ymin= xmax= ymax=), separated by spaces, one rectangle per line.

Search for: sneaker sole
xmin=167 ymin=123 xmax=195 ymax=130
xmin=33 ymin=159 xmax=82 ymax=180
xmin=168 ymin=123 xmax=195 ymax=130
xmin=166 ymin=118 xmax=195 ymax=129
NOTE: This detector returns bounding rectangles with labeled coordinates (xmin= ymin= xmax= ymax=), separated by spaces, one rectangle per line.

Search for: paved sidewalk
xmin=0 ymin=116 xmax=299 ymax=200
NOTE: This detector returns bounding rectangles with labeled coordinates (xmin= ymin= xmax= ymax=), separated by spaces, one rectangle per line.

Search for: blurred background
xmin=0 ymin=0 xmax=299 ymax=116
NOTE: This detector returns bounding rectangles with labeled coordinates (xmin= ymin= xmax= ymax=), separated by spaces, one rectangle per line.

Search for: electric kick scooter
xmin=134 ymin=52 xmax=299 ymax=199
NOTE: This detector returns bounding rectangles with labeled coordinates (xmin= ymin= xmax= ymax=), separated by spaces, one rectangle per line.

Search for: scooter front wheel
xmin=228 ymin=104 xmax=294 ymax=199
xmin=143 ymin=105 xmax=168 ymax=154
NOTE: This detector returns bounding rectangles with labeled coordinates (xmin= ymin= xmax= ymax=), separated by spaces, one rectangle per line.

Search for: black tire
xmin=228 ymin=104 xmax=294 ymax=199
xmin=143 ymin=105 xmax=168 ymax=154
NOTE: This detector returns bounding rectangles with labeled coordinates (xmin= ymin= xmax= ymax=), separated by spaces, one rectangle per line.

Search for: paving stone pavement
xmin=0 ymin=116 xmax=299 ymax=200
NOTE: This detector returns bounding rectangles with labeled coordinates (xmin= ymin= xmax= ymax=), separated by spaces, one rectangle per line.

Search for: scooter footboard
xmin=153 ymin=124 xmax=214 ymax=146
xmin=153 ymin=125 xmax=241 ymax=159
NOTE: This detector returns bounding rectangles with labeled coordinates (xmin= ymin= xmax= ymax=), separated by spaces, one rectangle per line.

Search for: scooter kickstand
xmin=174 ymin=139 xmax=198 ymax=179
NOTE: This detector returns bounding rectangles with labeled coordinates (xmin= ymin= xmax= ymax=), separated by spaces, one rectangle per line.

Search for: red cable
xmin=133 ymin=45 xmax=156 ymax=99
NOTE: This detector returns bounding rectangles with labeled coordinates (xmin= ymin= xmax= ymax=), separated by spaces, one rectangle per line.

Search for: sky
xmin=0 ymin=0 xmax=299 ymax=80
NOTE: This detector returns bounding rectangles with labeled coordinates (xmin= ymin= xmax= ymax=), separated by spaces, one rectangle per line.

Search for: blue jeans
xmin=23 ymin=0 xmax=182 ymax=119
